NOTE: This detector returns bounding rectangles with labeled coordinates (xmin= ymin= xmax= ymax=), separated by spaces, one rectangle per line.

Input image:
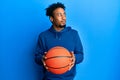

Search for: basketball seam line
xmin=46 ymin=64 xmax=70 ymax=69
xmin=43 ymin=56 xmax=72 ymax=60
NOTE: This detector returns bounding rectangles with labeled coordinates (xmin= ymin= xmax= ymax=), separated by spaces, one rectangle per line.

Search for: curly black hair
xmin=45 ymin=2 xmax=65 ymax=17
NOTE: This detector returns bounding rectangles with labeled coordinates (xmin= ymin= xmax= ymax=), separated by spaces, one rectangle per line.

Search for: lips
xmin=61 ymin=20 xmax=66 ymax=24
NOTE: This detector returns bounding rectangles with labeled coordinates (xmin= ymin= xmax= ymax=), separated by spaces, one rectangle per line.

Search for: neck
xmin=53 ymin=25 xmax=64 ymax=32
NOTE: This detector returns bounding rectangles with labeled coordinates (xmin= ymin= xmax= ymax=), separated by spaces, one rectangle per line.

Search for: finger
xmin=71 ymin=53 xmax=75 ymax=63
xmin=68 ymin=65 xmax=71 ymax=71
xmin=70 ymin=51 xmax=73 ymax=56
xmin=44 ymin=52 xmax=47 ymax=54
xmin=43 ymin=52 xmax=48 ymax=59
xmin=42 ymin=60 xmax=49 ymax=70
xmin=71 ymin=51 xmax=74 ymax=54
xmin=42 ymin=55 xmax=47 ymax=60
xmin=68 ymin=63 xmax=74 ymax=71
xmin=42 ymin=60 xmax=46 ymax=66
xmin=45 ymin=66 xmax=48 ymax=70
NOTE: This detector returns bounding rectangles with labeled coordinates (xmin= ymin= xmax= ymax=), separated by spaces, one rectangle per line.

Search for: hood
xmin=49 ymin=26 xmax=71 ymax=39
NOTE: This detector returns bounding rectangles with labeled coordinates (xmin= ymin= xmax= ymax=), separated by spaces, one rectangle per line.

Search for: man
xmin=35 ymin=2 xmax=84 ymax=80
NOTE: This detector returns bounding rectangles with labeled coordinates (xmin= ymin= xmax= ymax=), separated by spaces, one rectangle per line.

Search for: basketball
xmin=43 ymin=46 xmax=72 ymax=74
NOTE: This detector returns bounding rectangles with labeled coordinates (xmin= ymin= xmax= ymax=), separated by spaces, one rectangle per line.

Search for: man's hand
xmin=42 ymin=52 xmax=48 ymax=70
xmin=68 ymin=51 xmax=75 ymax=71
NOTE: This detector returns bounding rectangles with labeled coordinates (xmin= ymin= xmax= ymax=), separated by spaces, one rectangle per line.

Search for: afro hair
xmin=45 ymin=2 xmax=65 ymax=17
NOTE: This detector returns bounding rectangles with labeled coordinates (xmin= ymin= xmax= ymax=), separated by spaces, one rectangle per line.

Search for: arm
xmin=68 ymin=31 xmax=84 ymax=70
xmin=74 ymin=31 xmax=84 ymax=64
xmin=34 ymin=35 xmax=46 ymax=79
xmin=35 ymin=35 xmax=45 ymax=65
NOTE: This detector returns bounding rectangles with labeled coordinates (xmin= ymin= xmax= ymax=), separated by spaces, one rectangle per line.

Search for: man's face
xmin=50 ymin=8 xmax=66 ymax=28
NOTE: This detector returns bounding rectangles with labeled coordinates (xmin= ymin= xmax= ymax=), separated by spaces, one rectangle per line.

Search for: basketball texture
xmin=43 ymin=46 xmax=72 ymax=74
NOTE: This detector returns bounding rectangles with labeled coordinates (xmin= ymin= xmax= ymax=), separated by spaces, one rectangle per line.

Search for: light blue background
xmin=0 ymin=0 xmax=120 ymax=80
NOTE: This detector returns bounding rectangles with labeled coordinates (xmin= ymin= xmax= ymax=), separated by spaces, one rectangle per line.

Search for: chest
xmin=44 ymin=32 xmax=76 ymax=51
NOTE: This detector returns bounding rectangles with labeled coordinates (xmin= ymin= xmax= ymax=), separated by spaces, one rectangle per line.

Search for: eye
xmin=57 ymin=13 xmax=62 ymax=17
xmin=56 ymin=13 xmax=66 ymax=17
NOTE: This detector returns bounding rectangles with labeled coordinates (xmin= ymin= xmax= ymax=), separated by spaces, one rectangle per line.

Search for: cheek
xmin=55 ymin=16 xmax=62 ymax=21
xmin=54 ymin=18 xmax=61 ymax=24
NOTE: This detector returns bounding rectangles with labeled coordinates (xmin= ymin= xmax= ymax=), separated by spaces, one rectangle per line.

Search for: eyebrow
xmin=54 ymin=12 xmax=66 ymax=15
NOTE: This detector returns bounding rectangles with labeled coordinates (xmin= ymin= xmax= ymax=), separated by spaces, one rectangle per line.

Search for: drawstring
xmin=55 ymin=33 xmax=58 ymax=39
xmin=55 ymin=32 xmax=61 ymax=40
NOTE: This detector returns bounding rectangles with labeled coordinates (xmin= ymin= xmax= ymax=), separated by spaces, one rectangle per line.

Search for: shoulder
xmin=38 ymin=29 xmax=50 ymax=38
xmin=67 ymin=26 xmax=78 ymax=34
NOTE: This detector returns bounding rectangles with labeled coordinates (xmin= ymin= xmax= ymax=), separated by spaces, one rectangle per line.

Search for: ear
xmin=50 ymin=16 xmax=53 ymax=22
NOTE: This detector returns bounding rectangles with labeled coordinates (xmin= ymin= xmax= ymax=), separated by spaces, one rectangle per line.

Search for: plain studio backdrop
xmin=0 ymin=0 xmax=120 ymax=80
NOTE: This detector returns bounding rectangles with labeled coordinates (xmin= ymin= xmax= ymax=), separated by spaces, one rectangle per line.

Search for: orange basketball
xmin=43 ymin=46 xmax=72 ymax=74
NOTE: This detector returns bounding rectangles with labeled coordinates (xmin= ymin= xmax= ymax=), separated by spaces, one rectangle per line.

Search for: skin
xmin=43 ymin=7 xmax=75 ymax=71
xmin=50 ymin=8 xmax=66 ymax=32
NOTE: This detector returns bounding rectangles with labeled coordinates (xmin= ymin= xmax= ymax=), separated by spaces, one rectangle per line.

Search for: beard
xmin=58 ymin=24 xmax=66 ymax=28
xmin=52 ymin=21 xmax=66 ymax=28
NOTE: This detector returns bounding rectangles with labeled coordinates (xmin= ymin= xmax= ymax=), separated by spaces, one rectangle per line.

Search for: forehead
xmin=53 ymin=8 xmax=65 ymax=14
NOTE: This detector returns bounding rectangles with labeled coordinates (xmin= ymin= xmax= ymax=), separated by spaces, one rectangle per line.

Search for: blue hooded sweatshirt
xmin=35 ymin=26 xmax=83 ymax=80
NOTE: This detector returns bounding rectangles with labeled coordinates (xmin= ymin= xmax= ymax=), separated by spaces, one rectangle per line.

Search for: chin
xmin=59 ymin=24 xmax=66 ymax=28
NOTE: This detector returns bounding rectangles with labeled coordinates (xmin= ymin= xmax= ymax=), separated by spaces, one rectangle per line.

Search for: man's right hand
xmin=42 ymin=52 xmax=48 ymax=70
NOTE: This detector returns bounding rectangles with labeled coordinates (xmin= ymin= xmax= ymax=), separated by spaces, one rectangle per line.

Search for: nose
xmin=62 ymin=14 xmax=66 ymax=20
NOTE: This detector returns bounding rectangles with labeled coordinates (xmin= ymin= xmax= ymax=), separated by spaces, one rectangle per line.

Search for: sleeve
xmin=74 ymin=31 xmax=84 ymax=64
xmin=35 ymin=35 xmax=45 ymax=65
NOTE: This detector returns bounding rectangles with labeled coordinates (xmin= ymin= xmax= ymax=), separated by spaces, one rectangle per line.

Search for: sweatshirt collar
xmin=49 ymin=25 xmax=70 ymax=33
xmin=49 ymin=25 xmax=71 ymax=39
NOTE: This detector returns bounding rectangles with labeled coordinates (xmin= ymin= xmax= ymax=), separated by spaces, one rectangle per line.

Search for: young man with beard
xmin=35 ymin=2 xmax=84 ymax=80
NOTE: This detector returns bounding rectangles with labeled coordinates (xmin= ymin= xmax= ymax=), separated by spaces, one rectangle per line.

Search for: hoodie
xmin=35 ymin=26 xmax=84 ymax=80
